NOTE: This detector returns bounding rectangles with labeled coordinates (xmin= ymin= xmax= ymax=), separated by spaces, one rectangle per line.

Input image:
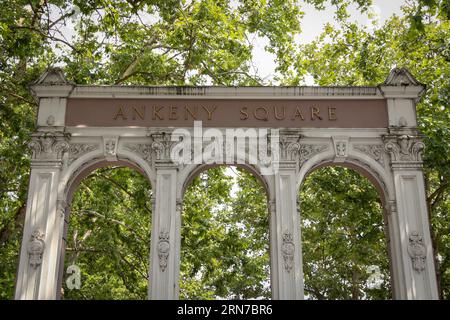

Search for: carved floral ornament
xmin=158 ymin=230 xmax=170 ymax=272
xmin=353 ymin=144 xmax=385 ymax=166
xmin=383 ymin=135 xmax=424 ymax=166
xmin=27 ymin=229 xmax=45 ymax=269
xmin=408 ymin=231 xmax=427 ymax=273
xmin=28 ymin=131 xmax=70 ymax=160
xmin=68 ymin=143 xmax=99 ymax=165
xmin=282 ymin=231 xmax=295 ymax=273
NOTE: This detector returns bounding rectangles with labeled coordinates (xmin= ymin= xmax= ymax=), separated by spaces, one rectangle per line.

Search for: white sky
xmin=251 ymin=0 xmax=406 ymax=84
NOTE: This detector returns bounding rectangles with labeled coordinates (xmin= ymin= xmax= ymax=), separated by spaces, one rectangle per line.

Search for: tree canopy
xmin=0 ymin=0 xmax=448 ymax=299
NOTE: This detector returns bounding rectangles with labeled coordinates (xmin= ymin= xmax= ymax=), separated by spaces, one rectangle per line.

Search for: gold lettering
xmin=153 ymin=106 xmax=164 ymax=120
xmin=113 ymin=106 xmax=127 ymax=120
xmin=132 ymin=106 xmax=145 ymax=120
xmin=184 ymin=106 xmax=197 ymax=120
xmin=273 ymin=106 xmax=285 ymax=120
xmin=169 ymin=106 xmax=178 ymax=120
xmin=291 ymin=106 xmax=305 ymax=120
xmin=254 ymin=107 xmax=268 ymax=121
xmin=202 ymin=106 xmax=217 ymax=120
xmin=240 ymin=107 xmax=249 ymax=120
xmin=311 ymin=107 xmax=322 ymax=120
xmin=328 ymin=107 xmax=337 ymax=121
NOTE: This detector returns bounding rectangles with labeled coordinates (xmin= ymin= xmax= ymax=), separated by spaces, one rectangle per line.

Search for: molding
xmin=68 ymin=85 xmax=383 ymax=100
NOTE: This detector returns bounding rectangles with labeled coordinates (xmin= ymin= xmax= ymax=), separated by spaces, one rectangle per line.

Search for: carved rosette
xmin=27 ymin=229 xmax=45 ymax=269
xmin=28 ymin=131 xmax=70 ymax=163
xmin=407 ymin=231 xmax=427 ymax=273
xmin=353 ymin=144 xmax=385 ymax=166
xmin=383 ymin=135 xmax=424 ymax=169
xmin=158 ymin=230 xmax=170 ymax=272
xmin=68 ymin=143 xmax=99 ymax=165
xmin=281 ymin=231 xmax=295 ymax=273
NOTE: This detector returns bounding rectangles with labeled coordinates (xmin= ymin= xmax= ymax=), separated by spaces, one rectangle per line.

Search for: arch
xmin=179 ymin=163 xmax=273 ymax=201
xmin=57 ymin=153 xmax=155 ymax=299
xmin=297 ymin=145 xmax=395 ymax=210
xmin=298 ymin=163 xmax=392 ymax=299
xmin=179 ymin=164 xmax=272 ymax=299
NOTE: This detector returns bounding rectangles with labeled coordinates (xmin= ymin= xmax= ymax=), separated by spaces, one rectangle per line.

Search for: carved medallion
xmin=282 ymin=231 xmax=295 ymax=273
xmin=408 ymin=231 xmax=427 ymax=273
xmin=158 ymin=230 xmax=170 ymax=272
xmin=27 ymin=229 xmax=45 ymax=269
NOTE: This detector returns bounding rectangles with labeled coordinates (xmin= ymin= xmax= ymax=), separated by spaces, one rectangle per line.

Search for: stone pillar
xmin=383 ymin=135 xmax=439 ymax=299
xmin=15 ymin=68 xmax=72 ymax=300
xmin=270 ymin=131 xmax=304 ymax=300
xmin=15 ymin=131 xmax=70 ymax=299
xmin=380 ymin=68 xmax=439 ymax=299
xmin=148 ymin=132 xmax=181 ymax=299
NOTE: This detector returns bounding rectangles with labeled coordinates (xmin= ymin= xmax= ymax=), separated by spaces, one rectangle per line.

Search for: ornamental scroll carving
xmin=353 ymin=144 xmax=385 ymax=166
xmin=28 ymin=131 xmax=70 ymax=160
xmin=150 ymin=132 xmax=178 ymax=162
xmin=27 ymin=229 xmax=45 ymax=269
xmin=383 ymin=135 xmax=424 ymax=164
xmin=68 ymin=143 xmax=99 ymax=165
xmin=408 ymin=231 xmax=427 ymax=273
xmin=282 ymin=231 xmax=295 ymax=273
xmin=124 ymin=143 xmax=153 ymax=162
xmin=158 ymin=230 xmax=170 ymax=272
xmin=298 ymin=144 xmax=329 ymax=166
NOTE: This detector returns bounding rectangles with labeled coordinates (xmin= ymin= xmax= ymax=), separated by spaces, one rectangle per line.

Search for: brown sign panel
xmin=66 ymin=98 xmax=388 ymax=128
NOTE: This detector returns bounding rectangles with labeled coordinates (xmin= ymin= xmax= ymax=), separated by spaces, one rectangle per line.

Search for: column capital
xmin=383 ymin=134 xmax=425 ymax=169
xmin=148 ymin=131 xmax=179 ymax=168
xmin=28 ymin=130 xmax=70 ymax=168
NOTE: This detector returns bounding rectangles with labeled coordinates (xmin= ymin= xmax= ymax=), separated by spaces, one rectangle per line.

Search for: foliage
xmin=180 ymin=167 xmax=270 ymax=299
xmin=64 ymin=167 xmax=152 ymax=299
xmin=286 ymin=3 xmax=449 ymax=298
xmin=0 ymin=0 xmax=448 ymax=300
xmin=300 ymin=167 xmax=390 ymax=300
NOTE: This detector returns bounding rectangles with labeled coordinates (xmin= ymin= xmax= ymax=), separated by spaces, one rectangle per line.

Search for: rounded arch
xmin=179 ymin=163 xmax=273 ymax=201
xmin=60 ymin=144 xmax=156 ymax=203
xmin=297 ymin=147 xmax=395 ymax=210
xmin=301 ymin=160 xmax=389 ymax=209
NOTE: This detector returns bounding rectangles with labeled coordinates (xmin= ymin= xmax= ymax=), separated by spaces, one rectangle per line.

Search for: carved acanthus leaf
xmin=383 ymin=135 xmax=424 ymax=166
xmin=353 ymin=144 xmax=385 ymax=166
xmin=298 ymin=144 xmax=329 ymax=166
xmin=28 ymin=131 xmax=70 ymax=161
xmin=68 ymin=143 xmax=99 ymax=165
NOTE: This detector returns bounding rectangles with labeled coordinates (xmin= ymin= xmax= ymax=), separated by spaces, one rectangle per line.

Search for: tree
xmin=286 ymin=2 xmax=449 ymax=298
xmin=1 ymin=0 xmax=448 ymax=300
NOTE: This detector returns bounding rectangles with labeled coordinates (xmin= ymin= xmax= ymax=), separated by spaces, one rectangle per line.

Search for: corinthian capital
xmin=28 ymin=131 xmax=70 ymax=165
xmin=383 ymin=134 xmax=424 ymax=169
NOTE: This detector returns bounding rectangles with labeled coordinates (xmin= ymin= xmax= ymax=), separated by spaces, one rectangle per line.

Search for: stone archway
xmin=15 ymin=67 xmax=438 ymax=299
